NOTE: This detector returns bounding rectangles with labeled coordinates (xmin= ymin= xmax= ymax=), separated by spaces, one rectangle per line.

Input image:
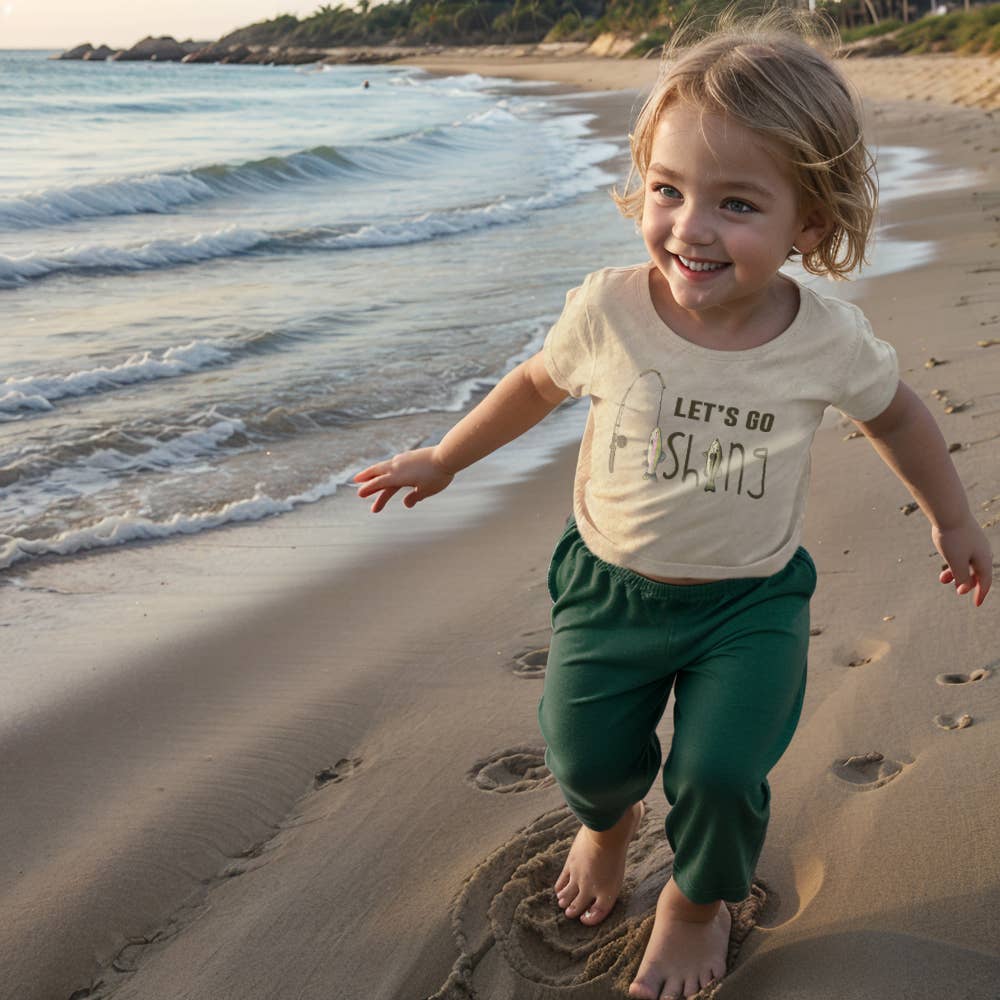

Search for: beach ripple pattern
xmin=430 ymin=804 xmax=764 ymax=999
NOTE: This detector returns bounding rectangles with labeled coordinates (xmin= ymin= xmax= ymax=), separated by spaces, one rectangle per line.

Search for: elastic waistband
xmin=560 ymin=517 xmax=805 ymax=604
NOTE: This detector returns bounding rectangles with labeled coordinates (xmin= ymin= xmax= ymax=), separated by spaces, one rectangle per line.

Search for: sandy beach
xmin=3 ymin=52 xmax=1000 ymax=1000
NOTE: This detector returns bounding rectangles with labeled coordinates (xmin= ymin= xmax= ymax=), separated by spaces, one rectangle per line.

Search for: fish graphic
xmin=703 ymin=438 xmax=722 ymax=492
xmin=609 ymin=368 xmax=667 ymax=474
xmin=644 ymin=426 xmax=666 ymax=480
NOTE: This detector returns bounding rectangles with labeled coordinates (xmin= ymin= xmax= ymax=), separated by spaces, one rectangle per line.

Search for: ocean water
xmin=0 ymin=51 xmax=639 ymax=570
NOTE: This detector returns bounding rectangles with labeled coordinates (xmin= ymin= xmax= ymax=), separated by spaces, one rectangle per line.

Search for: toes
xmin=707 ymin=953 xmax=727 ymax=983
xmin=634 ymin=962 xmax=724 ymax=1000
xmin=658 ymin=982 xmax=684 ymax=1000
xmin=627 ymin=971 xmax=663 ymax=999
xmin=564 ymin=891 xmax=596 ymax=919
xmin=555 ymin=877 xmax=577 ymax=908
xmin=580 ymin=894 xmax=615 ymax=925
xmin=701 ymin=964 xmax=722 ymax=990
xmin=554 ymin=868 xmax=570 ymax=894
xmin=580 ymin=904 xmax=606 ymax=925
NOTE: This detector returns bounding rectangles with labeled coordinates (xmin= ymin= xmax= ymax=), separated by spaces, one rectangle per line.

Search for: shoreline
xmin=5 ymin=58 xmax=1000 ymax=1000
xmin=397 ymin=49 xmax=1000 ymax=111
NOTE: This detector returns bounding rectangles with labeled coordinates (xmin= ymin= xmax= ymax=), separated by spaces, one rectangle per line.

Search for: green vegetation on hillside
xmin=839 ymin=17 xmax=903 ymax=42
xmin=218 ymin=1 xmax=1000 ymax=53
xmin=893 ymin=4 xmax=1000 ymax=52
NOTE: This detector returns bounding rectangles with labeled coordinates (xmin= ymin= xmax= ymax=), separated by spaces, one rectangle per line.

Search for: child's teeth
xmin=679 ymin=255 xmax=726 ymax=272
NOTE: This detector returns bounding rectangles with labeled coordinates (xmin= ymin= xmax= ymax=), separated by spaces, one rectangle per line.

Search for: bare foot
xmin=628 ymin=877 xmax=732 ymax=999
xmin=553 ymin=801 xmax=645 ymax=926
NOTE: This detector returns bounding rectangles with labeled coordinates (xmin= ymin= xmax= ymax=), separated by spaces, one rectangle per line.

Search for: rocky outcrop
xmin=240 ymin=47 xmax=329 ymax=65
xmin=58 ymin=36 xmax=428 ymax=66
xmin=181 ymin=43 xmax=251 ymax=64
xmin=83 ymin=45 xmax=116 ymax=61
xmin=322 ymin=47 xmax=423 ymax=65
xmin=110 ymin=36 xmax=188 ymax=62
xmin=56 ymin=43 xmax=95 ymax=60
xmin=182 ymin=44 xmax=409 ymax=65
xmin=586 ymin=32 xmax=634 ymax=57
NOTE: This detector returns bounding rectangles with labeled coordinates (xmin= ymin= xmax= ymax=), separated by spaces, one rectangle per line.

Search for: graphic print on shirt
xmin=609 ymin=372 xmax=772 ymax=500
xmin=703 ymin=438 xmax=723 ymax=492
xmin=610 ymin=369 xmax=667 ymax=475
xmin=645 ymin=427 xmax=665 ymax=479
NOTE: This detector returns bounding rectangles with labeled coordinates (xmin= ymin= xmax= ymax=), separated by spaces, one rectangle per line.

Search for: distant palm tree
xmin=454 ymin=0 xmax=492 ymax=33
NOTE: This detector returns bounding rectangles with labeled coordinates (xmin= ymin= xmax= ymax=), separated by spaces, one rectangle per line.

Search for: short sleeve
xmin=834 ymin=312 xmax=899 ymax=421
xmin=543 ymin=277 xmax=593 ymax=398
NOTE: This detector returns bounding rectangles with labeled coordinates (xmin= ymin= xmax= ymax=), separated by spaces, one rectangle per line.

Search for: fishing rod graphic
xmin=608 ymin=368 xmax=667 ymax=476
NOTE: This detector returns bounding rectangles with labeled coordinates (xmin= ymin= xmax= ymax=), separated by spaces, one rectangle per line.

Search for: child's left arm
xmin=854 ymin=380 xmax=992 ymax=606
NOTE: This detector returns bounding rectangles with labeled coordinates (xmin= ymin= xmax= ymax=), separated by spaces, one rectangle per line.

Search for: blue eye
xmin=723 ymin=198 xmax=755 ymax=214
xmin=655 ymin=184 xmax=681 ymax=199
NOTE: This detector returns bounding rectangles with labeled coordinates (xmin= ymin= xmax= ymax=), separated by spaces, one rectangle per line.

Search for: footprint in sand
xmin=935 ymin=667 xmax=992 ymax=686
xmin=934 ymin=713 xmax=974 ymax=730
xmin=314 ymin=756 xmax=362 ymax=788
xmin=831 ymin=751 xmax=907 ymax=791
xmin=469 ymin=747 xmax=557 ymax=793
xmin=511 ymin=647 xmax=549 ymax=680
xmin=428 ymin=803 xmax=764 ymax=1000
xmin=221 ymin=835 xmax=280 ymax=879
xmin=833 ymin=637 xmax=890 ymax=670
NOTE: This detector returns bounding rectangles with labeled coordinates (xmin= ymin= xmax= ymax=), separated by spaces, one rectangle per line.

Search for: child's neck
xmin=648 ymin=266 xmax=799 ymax=352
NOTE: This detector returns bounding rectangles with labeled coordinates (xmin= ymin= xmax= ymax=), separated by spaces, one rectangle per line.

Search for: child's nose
xmin=671 ymin=203 xmax=713 ymax=246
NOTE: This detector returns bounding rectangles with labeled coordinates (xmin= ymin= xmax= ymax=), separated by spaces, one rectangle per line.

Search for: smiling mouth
xmin=674 ymin=253 xmax=730 ymax=273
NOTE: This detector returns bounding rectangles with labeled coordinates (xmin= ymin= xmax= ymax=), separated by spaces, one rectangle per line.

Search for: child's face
xmin=641 ymin=103 xmax=826 ymax=328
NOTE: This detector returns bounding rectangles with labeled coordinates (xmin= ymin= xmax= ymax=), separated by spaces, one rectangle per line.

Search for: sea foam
xmin=0 ymin=340 xmax=233 ymax=414
xmin=0 ymin=469 xmax=351 ymax=571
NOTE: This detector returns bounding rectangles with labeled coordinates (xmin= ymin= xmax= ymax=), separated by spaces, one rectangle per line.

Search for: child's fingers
xmin=352 ymin=463 xmax=385 ymax=483
xmin=358 ymin=472 xmax=412 ymax=497
xmin=403 ymin=484 xmax=442 ymax=508
xmin=953 ymin=567 xmax=973 ymax=596
xmin=370 ymin=486 xmax=400 ymax=513
xmin=972 ymin=555 xmax=993 ymax=607
xmin=355 ymin=472 xmax=401 ymax=499
xmin=940 ymin=560 xmax=993 ymax=606
xmin=939 ymin=563 xmax=972 ymax=596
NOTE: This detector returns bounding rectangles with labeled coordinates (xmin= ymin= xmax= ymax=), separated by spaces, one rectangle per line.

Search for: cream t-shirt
xmin=542 ymin=262 xmax=899 ymax=579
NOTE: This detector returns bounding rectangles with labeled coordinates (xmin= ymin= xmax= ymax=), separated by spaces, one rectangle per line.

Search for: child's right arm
xmin=353 ymin=351 xmax=569 ymax=512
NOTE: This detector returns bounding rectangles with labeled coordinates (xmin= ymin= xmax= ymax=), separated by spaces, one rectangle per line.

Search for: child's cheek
xmin=641 ymin=206 xmax=663 ymax=247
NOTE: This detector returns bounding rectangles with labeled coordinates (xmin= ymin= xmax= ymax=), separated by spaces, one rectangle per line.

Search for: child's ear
xmin=792 ymin=206 xmax=831 ymax=255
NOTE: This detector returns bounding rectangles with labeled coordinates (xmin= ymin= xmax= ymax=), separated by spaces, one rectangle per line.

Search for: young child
xmin=354 ymin=11 xmax=992 ymax=999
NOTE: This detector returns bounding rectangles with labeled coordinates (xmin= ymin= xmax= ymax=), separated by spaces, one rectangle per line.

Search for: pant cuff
xmin=672 ymin=867 xmax=751 ymax=905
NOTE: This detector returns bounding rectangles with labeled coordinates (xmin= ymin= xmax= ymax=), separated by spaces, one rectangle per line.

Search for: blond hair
xmin=614 ymin=7 xmax=877 ymax=279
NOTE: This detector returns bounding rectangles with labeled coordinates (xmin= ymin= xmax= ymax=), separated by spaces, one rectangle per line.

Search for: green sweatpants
xmin=538 ymin=518 xmax=816 ymax=905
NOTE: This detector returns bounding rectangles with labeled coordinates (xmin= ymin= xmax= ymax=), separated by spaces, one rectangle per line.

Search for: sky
xmin=0 ymin=1 xmax=330 ymax=50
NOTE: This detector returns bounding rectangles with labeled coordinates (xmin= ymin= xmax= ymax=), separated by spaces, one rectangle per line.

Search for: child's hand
xmin=353 ymin=447 xmax=454 ymax=513
xmin=932 ymin=515 xmax=993 ymax=607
